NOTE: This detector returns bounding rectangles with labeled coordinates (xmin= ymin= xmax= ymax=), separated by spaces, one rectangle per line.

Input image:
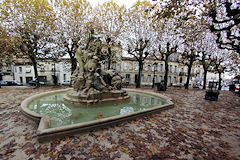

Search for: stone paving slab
xmin=0 ymin=86 xmax=239 ymax=160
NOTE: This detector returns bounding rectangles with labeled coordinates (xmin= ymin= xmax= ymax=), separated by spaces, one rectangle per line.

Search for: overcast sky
xmin=87 ymin=0 xmax=156 ymax=8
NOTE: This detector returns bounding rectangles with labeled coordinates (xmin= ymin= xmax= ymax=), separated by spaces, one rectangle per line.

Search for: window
xmin=154 ymin=75 xmax=157 ymax=83
xmin=134 ymin=63 xmax=138 ymax=71
xmin=197 ymin=66 xmax=201 ymax=76
xmin=148 ymin=64 xmax=151 ymax=71
xmin=51 ymin=64 xmax=55 ymax=71
xmin=26 ymin=68 xmax=31 ymax=73
xmin=40 ymin=65 xmax=45 ymax=71
xmin=124 ymin=62 xmax=128 ymax=71
xmin=159 ymin=76 xmax=162 ymax=82
xmin=126 ymin=74 xmax=130 ymax=82
xmin=170 ymin=65 xmax=172 ymax=73
xmin=129 ymin=64 xmax=133 ymax=71
xmin=63 ymin=74 xmax=66 ymax=81
xmin=197 ymin=66 xmax=200 ymax=72
xmin=154 ymin=63 xmax=158 ymax=72
xmin=7 ymin=65 xmax=12 ymax=72
xmin=168 ymin=76 xmax=171 ymax=85
xmin=160 ymin=64 xmax=164 ymax=72
xmin=180 ymin=67 xmax=184 ymax=76
xmin=19 ymin=67 xmax=22 ymax=73
xmin=141 ymin=74 xmax=144 ymax=82
xmin=181 ymin=67 xmax=184 ymax=72
xmin=147 ymin=75 xmax=151 ymax=82
xmin=174 ymin=77 xmax=177 ymax=84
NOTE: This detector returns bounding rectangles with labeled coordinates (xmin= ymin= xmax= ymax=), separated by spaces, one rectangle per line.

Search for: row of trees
xmin=0 ymin=0 xmax=239 ymax=89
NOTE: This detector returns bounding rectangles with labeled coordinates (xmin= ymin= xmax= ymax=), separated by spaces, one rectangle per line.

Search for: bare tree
xmin=93 ymin=1 xmax=126 ymax=70
xmin=154 ymin=42 xmax=177 ymax=90
xmin=209 ymin=1 xmax=240 ymax=54
xmin=198 ymin=31 xmax=217 ymax=90
xmin=200 ymin=51 xmax=215 ymax=89
xmin=54 ymin=0 xmax=92 ymax=74
xmin=127 ymin=39 xmax=150 ymax=88
xmin=180 ymin=49 xmax=199 ymax=89
xmin=1 ymin=0 xmax=56 ymax=87
xmin=122 ymin=1 xmax=156 ymax=88
xmin=212 ymin=50 xmax=231 ymax=90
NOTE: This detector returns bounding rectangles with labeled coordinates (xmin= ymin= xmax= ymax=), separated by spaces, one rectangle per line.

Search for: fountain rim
xmin=20 ymin=88 xmax=174 ymax=142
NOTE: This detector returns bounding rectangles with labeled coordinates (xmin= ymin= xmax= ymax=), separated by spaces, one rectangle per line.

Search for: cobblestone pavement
xmin=0 ymin=86 xmax=239 ymax=160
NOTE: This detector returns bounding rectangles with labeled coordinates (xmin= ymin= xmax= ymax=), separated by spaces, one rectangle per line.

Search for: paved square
xmin=0 ymin=86 xmax=239 ymax=159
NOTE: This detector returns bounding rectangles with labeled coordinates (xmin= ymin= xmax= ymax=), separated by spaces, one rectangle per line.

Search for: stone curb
xmin=20 ymin=88 xmax=174 ymax=142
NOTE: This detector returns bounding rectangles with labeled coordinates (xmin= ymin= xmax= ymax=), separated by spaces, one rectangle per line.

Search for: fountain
xmin=64 ymin=29 xmax=129 ymax=104
xmin=20 ymin=30 xmax=174 ymax=142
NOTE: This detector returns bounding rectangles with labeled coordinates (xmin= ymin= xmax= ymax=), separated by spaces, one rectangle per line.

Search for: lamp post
xmin=52 ymin=59 xmax=57 ymax=86
xmin=152 ymin=62 xmax=157 ymax=88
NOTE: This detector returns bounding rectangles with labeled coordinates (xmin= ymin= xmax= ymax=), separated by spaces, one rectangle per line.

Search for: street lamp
xmin=52 ymin=59 xmax=58 ymax=86
xmin=152 ymin=62 xmax=157 ymax=88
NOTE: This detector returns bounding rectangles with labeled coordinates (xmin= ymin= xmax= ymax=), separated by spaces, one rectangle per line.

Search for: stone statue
xmin=65 ymin=29 xmax=129 ymax=104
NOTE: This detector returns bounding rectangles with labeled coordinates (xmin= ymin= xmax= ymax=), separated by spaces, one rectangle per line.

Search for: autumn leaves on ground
xmin=0 ymin=86 xmax=239 ymax=160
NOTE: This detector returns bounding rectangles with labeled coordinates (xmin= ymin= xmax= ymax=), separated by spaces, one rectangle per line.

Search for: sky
xmin=87 ymin=0 xmax=156 ymax=8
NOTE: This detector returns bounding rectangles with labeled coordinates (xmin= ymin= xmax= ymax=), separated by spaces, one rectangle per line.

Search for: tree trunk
xmin=136 ymin=61 xmax=143 ymax=88
xmin=218 ymin=72 xmax=222 ymax=90
xmin=107 ymin=47 xmax=111 ymax=70
xmin=107 ymin=59 xmax=111 ymax=70
xmin=185 ymin=56 xmax=194 ymax=90
xmin=164 ymin=60 xmax=169 ymax=91
xmin=185 ymin=64 xmax=192 ymax=90
xmin=71 ymin=57 xmax=77 ymax=75
xmin=203 ymin=68 xmax=207 ymax=90
xmin=30 ymin=56 xmax=40 ymax=88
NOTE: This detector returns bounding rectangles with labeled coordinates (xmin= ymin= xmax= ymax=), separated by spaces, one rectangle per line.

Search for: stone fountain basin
xmin=20 ymin=88 xmax=174 ymax=142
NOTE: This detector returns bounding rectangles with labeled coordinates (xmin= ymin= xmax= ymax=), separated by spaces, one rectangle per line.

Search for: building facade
xmin=2 ymin=52 xmax=207 ymax=87
xmin=2 ymin=57 xmax=205 ymax=87
xmin=13 ymin=59 xmax=71 ymax=85
xmin=119 ymin=57 xmax=204 ymax=87
xmin=0 ymin=64 xmax=14 ymax=81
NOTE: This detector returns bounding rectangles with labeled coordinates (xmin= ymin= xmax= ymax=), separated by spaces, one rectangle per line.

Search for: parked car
xmin=28 ymin=80 xmax=46 ymax=86
xmin=235 ymin=84 xmax=240 ymax=96
xmin=13 ymin=80 xmax=23 ymax=86
xmin=5 ymin=80 xmax=23 ymax=86
xmin=0 ymin=80 xmax=8 ymax=86
xmin=61 ymin=80 xmax=71 ymax=86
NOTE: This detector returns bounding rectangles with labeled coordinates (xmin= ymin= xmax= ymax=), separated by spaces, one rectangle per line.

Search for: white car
xmin=0 ymin=80 xmax=7 ymax=86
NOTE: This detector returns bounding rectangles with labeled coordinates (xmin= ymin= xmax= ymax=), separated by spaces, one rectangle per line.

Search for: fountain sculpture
xmin=64 ymin=29 xmax=129 ymax=104
xmin=20 ymin=29 xmax=174 ymax=141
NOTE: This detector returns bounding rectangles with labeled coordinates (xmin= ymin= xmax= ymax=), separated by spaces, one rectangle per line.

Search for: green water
xmin=28 ymin=91 xmax=166 ymax=128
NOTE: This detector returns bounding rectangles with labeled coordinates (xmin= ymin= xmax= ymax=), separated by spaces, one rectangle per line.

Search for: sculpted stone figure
xmin=65 ymin=29 xmax=128 ymax=104
xmin=111 ymin=73 xmax=123 ymax=90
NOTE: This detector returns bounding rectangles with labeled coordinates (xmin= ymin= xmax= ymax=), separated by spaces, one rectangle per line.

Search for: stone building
xmin=0 ymin=63 xmax=14 ymax=81
xmin=119 ymin=57 xmax=204 ymax=87
xmin=2 ymin=41 xmax=205 ymax=87
xmin=4 ymin=56 xmax=205 ymax=87
xmin=13 ymin=59 xmax=71 ymax=85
